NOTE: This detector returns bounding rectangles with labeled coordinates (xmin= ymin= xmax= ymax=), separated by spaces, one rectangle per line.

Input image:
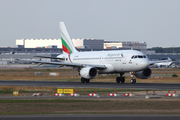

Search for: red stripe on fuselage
xmin=62 ymin=45 xmax=72 ymax=63
xmin=62 ymin=45 xmax=71 ymax=54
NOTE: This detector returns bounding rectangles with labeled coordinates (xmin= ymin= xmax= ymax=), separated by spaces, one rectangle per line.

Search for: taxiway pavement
xmin=0 ymin=80 xmax=180 ymax=89
xmin=1 ymin=114 xmax=180 ymax=120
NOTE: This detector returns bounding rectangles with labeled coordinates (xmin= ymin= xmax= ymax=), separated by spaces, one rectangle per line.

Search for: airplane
xmin=16 ymin=22 xmax=170 ymax=84
xmin=154 ymin=57 xmax=174 ymax=68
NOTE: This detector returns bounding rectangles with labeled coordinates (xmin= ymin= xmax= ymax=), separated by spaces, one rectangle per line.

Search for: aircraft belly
xmin=114 ymin=65 xmax=129 ymax=72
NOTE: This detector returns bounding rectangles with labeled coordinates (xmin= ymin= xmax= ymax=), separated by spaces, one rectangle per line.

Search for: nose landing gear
xmin=131 ymin=79 xmax=136 ymax=83
xmin=130 ymin=72 xmax=136 ymax=83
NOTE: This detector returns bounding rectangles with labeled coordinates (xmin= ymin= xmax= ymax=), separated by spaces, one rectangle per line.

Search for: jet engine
xmin=135 ymin=68 xmax=152 ymax=79
xmin=80 ymin=67 xmax=98 ymax=79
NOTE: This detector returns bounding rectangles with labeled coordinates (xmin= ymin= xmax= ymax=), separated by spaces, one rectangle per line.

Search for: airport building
xmin=16 ymin=39 xmax=62 ymax=48
xmin=72 ymin=38 xmax=104 ymax=49
xmin=16 ymin=38 xmax=148 ymax=52
xmin=104 ymin=41 xmax=147 ymax=50
xmin=16 ymin=38 xmax=104 ymax=49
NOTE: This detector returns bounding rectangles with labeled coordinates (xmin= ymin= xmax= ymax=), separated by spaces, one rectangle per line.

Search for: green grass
xmin=172 ymin=74 xmax=178 ymax=77
xmin=0 ymin=99 xmax=180 ymax=115
xmin=0 ymin=87 xmax=176 ymax=94
xmin=74 ymin=88 xmax=173 ymax=93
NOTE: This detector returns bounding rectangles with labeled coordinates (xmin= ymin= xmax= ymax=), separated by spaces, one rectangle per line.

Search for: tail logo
xmin=121 ymin=53 xmax=124 ymax=57
xmin=61 ymin=37 xmax=73 ymax=63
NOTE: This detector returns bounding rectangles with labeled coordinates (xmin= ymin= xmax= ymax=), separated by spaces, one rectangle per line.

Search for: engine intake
xmin=80 ymin=67 xmax=98 ymax=79
xmin=135 ymin=68 xmax=152 ymax=79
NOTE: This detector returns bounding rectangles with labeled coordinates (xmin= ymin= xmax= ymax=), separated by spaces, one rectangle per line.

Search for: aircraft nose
xmin=140 ymin=60 xmax=149 ymax=69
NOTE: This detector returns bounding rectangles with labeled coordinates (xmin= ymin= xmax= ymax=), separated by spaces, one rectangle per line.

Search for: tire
xmin=131 ymin=79 xmax=136 ymax=84
xmin=131 ymin=79 xmax=134 ymax=83
xmin=121 ymin=77 xmax=125 ymax=83
xmin=86 ymin=79 xmax=90 ymax=83
xmin=81 ymin=78 xmax=85 ymax=83
xmin=116 ymin=77 xmax=120 ymax=83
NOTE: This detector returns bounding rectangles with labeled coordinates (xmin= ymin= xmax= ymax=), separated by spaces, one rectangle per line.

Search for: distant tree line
xmin=148 ymin=47 xmax=180 ymax=53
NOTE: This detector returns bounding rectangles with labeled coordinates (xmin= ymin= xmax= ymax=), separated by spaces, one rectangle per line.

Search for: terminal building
xmin=72 ymin=38 xmax=104 ymax=49
xmin=16 ymin=38 xmax=104 ymax=49
xmin=104 ymin=41 xmax=147 ymax=50
xmin=16 ymin=39 xmax=62 ymax=48
xmin=16 ymin=38 xmax=149 ymax=52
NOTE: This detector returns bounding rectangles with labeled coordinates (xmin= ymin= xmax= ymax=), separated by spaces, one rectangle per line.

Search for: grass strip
xmin=0 ymin=85 xmax=177 ymax=93
xmin=0 ymin=99 xmax=180 ymax=115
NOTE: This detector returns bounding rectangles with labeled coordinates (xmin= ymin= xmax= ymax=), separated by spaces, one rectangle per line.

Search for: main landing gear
xmin=131 ymin=72 xmax=136 ymax=84
xmin=116 ymin=72 xmax=125 ymax=83
xmin=81 ymin=77 xmax=90 ymax=83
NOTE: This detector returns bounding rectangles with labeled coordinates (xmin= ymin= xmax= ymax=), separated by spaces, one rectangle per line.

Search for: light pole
xmin=173 ymin=45 xmax=175 ymax=53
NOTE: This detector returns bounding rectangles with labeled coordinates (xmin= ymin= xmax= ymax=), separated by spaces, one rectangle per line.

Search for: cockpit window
xmin=138 ymin=55 xmax=143 ymax=58
xmin=131 ymin=55 xmax=146 ymax=59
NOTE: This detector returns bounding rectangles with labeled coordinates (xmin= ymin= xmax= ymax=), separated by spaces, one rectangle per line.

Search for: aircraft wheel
xmin=116 ymin=77 xmax=120 ymax=83
xmin=131 ymin=79 xmax=133 ymax=83
xmin=121 ymin=77 xmax=125 ymax=83
xmin=86 ymin=79 xmax=90 ymax=83
xmin=131 ymin=79 xmax=136 ymax=83
xmin=81 ymin=78 xmax=85 ymax=83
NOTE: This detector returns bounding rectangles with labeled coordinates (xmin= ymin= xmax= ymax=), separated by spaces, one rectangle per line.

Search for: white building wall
xmin=72 ymin=38 xmax=84 ymax=47
xmin=16 ymin=39 xmax=62 ymax=48
xmin=16 ymin=39 xmax=24 ymax=45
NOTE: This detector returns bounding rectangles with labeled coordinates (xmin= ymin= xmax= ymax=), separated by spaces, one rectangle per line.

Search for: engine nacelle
xmin=135 ymin=68 xmax=152 ymax=79
xmin=80 ymin=67 xmax=98 ymax=79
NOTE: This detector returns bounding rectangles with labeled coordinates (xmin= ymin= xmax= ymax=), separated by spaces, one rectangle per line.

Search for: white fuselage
xmin=155 ymin=62 xmax=173 ymax=67
xmin=57 ymin=50 xmax=149 ymax=73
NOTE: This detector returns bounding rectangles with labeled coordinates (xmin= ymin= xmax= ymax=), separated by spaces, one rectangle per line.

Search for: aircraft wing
xmin=34 ymin=56 xmax=65 ymax=60
xmin=16 ymin=59 xmax=106 ymax=69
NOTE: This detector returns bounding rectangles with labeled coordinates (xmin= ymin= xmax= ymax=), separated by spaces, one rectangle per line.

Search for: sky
xmin=0 ymin=0 xmax=180 ymax=48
